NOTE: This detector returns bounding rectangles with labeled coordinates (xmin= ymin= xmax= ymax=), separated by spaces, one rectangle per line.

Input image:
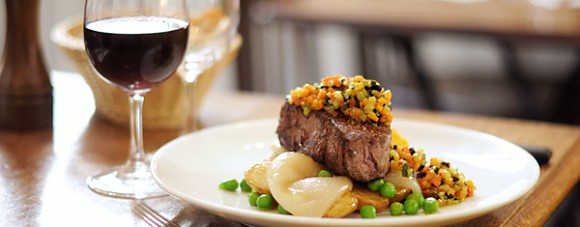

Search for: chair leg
xmin=393 ymin=35 xmax=439 ymax=110
xmin=498 ymin=39 xmax=538 ymax=120
xmin=357 ymin=32 xmax=378 ymax=80
xmin=552 ymin=49 xmax=580 ymax=124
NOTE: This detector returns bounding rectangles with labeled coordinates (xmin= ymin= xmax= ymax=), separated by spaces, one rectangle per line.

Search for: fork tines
xmin=132 ymin=200 xmax=180 ymax=227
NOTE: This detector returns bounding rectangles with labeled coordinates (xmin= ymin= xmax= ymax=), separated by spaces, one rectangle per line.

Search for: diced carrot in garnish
xmin=287 ymin=75 xmax=392 ymax=125
xmin=321 ymin=75 xmax=343 ymax=87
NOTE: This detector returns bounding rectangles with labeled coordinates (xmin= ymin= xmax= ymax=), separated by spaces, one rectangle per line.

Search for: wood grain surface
xmin=0 ymin=72 xmax=578 ymax=226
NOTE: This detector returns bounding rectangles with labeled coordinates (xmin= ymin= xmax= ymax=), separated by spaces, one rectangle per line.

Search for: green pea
xmin=219 ymin=178 xmax=239 ymax=191
xmin=403 ymin=199 xmax=420 ymax=215
xmin=248 ymin=192 xmax=260 ymax=206
xmin=423 ymin=197 xmax=439 ymax=214
xmin=318 ymin=170 xmax=333 ymax=177
xmin=240 ymin=179 xmax=252 ymax=192
xmin=379 ymin=182 xmax=396 ymax=198
xmin=256 ymin=194 xmax=275 ymax=210
xmin=277 ymin=204 xmax=291 ymax=214
xmin=389 ymin=202 xmax=404 ymax=216
xmin=360 ymin=205 xmax=377 ymax=218
xmin=367 ymin=179 xmax=385 ymax=192
xmin=406 ymin=192 xmax=425 ymax=208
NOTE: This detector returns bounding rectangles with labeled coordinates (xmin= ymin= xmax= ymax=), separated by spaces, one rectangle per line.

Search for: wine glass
xmin=83 ymin=0 xmax=189 ymax=199
xmin=182 ymin=0 xmax=240 ymax=132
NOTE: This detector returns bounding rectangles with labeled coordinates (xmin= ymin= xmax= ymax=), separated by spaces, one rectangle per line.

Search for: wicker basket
xmin=51 ymin=16 xmax=241 ymax=130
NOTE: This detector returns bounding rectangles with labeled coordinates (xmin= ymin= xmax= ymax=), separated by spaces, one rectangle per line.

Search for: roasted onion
xmin=267 ymin=152 xmax=353 ymax=217
xmin=384 ymin=170 xmax=422 ymax=194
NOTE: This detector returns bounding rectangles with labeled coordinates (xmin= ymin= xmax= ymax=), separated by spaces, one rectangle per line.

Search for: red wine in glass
xmin=83 ymin=14 xmax=189 ymax=199
xmin=85 ymin=16 xmax=189 ymax=92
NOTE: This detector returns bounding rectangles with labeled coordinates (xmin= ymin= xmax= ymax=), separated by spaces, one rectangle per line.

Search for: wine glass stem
xmin=129 ymin=93 xmax=147 ymax=169
xmin=183 ymin=77 xmax=198 ymax=133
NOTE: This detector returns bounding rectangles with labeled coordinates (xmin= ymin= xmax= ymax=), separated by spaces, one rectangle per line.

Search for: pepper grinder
xmin=0 ymin=0 xmax=53 ymax=130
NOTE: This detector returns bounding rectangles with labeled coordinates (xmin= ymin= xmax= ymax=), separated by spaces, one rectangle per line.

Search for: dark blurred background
xmin=4 ymin=0 xmax=577 ymax=125
xmin=235 ymin=0 xmax=580 ymax=125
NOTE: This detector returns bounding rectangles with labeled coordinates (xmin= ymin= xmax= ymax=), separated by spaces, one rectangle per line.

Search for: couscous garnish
xmin=389 ymin=143 xmax=476 ymax=207
xmin=287 ymin=75 xmax=393 ymax=125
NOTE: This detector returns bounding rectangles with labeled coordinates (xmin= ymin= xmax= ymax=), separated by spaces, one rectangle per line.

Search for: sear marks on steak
xmin=276 ymin=103 xmax=392 ymax=182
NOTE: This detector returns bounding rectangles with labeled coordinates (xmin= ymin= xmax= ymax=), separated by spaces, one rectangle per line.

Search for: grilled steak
xmin=276 ymin=103 xmax=392 ymax=182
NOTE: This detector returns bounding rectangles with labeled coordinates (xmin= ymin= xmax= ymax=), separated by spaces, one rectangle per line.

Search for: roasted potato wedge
xmin=352 ymin=184 xmax=412 ymax=213
xmin=324 ymin=191 xmax=358 ymax=218
xmin=392 ymin=186 xmax=412 ymax=203
xmin=352 ymin=184 xmax=390 ymax=213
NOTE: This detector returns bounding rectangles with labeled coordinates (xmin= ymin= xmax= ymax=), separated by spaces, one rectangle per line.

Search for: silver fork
xmin=132 ymin=200 xmax=180 ymax=227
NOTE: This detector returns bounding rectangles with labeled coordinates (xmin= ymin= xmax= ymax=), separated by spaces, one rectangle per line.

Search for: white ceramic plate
xmin=151 ymin=118 xmax=540 ymax=227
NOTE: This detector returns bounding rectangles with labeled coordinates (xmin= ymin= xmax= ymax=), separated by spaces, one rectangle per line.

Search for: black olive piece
xmin=370 ymin=84 xmax=382 ymax=91
xmin=417 ymin=164 xmax=425 ymax=171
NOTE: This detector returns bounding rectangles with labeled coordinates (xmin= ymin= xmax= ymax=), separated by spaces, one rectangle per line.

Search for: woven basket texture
xmin=52 ymin=17 xmax=241 ymax=130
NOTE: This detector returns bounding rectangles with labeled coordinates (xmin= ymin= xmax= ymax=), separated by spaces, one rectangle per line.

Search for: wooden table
xmin=0 ymin=71 xmax=578 ymax=226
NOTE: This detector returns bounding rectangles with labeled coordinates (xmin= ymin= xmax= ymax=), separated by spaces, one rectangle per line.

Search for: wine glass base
xmin=87 ymin=166 xmax=166 ymax=199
